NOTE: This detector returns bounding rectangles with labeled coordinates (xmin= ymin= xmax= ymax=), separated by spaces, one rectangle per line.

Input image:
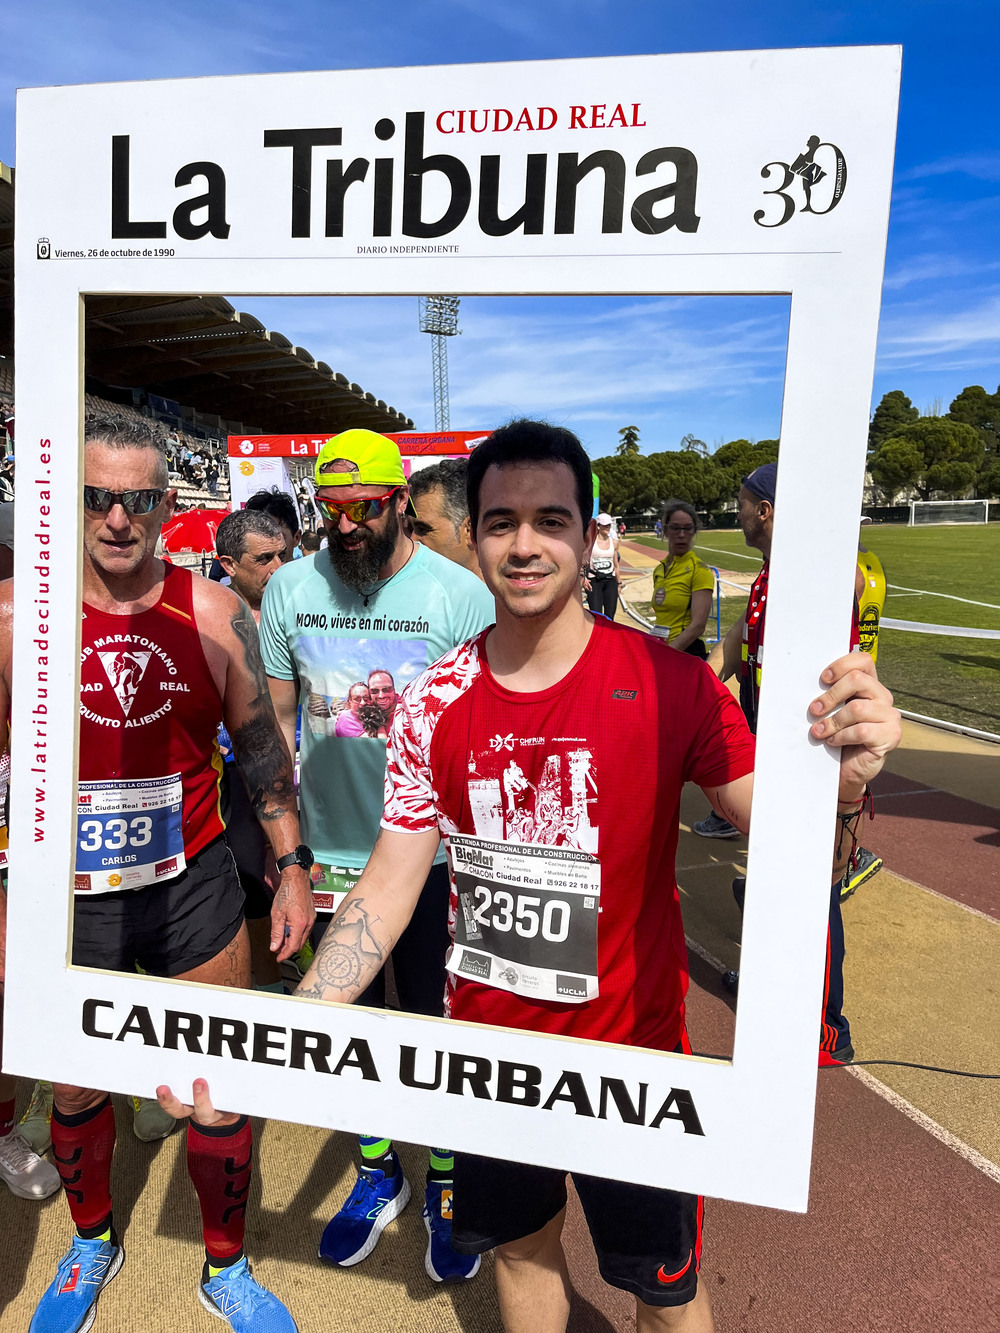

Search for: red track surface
xmin=869 ymin=771 xmax=999 ymax=920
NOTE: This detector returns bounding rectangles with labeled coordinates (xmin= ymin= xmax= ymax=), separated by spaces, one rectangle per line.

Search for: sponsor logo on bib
xmin=556 ymin=974 xmax=588 ymax=999
xmin=458 ymin=950 xmax=492 ymax=979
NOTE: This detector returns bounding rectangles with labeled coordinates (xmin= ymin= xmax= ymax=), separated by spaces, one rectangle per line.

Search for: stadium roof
xmin=0 ymin=163 xmax=414 ymax=434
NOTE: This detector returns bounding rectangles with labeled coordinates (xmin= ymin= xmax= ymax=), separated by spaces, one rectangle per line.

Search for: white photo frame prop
xmin=8 ymin=48 xmax=899 ymax=1213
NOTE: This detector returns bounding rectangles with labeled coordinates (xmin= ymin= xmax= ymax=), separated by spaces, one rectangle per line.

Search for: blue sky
xmin=2 ymin=1 xmax=997 ymax=457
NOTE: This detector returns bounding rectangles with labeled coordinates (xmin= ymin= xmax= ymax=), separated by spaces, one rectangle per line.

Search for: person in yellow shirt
xmin=650 ymin=500 xmax=715 ymax=658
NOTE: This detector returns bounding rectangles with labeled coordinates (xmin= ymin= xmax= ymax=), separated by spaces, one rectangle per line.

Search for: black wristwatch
xmin=276 ymin=844 xmax=313 ymax=873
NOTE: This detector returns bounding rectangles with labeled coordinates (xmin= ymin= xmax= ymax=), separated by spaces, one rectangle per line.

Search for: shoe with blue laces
xmin=318 ymin=1157 xmax=411 ymax=1266
xmin=198 ymin=1256 xmax=297 ymax=1332
xmin=423 ymin=1181 xmax=481 ymax=1283
xmin=29 ymin=1234 xmax=123 ymax=1333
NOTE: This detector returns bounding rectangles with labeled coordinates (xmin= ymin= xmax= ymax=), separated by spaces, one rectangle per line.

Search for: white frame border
xmin=6 ymin=51 xmax=899 ymax=1213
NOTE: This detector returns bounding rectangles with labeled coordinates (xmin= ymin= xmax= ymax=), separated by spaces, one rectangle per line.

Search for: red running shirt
xmin=383 ymin=616 xmax=755 ymax=1052
xmin=79 ymin=565 xmax=225 ymax=876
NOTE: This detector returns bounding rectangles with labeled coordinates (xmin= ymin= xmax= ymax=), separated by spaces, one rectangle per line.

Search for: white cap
xmin=597 ymin=512 xmax=614 ymax=525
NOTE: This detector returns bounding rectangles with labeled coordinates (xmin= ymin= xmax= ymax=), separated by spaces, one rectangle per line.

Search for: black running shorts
xmin=220 ymin=763 xmax=271 ymax=920
xmin=72 ymin=835 xmax=245 ymax=977
xmin=451 ymin=1153 xmax=703 ymax=1308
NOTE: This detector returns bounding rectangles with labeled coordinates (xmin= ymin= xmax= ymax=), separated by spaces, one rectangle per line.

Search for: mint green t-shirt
xmin=259 ymin=544 xmax=494 ymax=879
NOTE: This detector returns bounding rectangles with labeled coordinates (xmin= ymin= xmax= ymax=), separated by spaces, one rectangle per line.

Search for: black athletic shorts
xmin=220 ymin=763 xmax=271 ymax=920
xmin=72 ymin=835 xmax=245 ymax=977
xmin=451 ymin=1153 xmax=703 ymax=1308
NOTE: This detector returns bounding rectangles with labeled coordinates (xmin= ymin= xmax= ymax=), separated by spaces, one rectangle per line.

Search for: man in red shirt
xmin=185 ymin=420 xmax=901 ymax=1331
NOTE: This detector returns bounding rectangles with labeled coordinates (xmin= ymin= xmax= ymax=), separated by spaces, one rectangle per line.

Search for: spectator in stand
xmin=206 ymin=459 xmax=219 ymax=496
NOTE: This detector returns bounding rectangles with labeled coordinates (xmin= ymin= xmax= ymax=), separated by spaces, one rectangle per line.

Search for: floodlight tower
xmin=418 ymin=296 xmax=461 ymax=430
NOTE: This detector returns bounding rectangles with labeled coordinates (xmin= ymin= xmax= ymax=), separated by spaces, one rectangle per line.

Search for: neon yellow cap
xmin=314 ymin=430 xmax=406 ymax=489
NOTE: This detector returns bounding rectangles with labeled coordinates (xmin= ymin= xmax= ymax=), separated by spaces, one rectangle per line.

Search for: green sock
xmin=427 ymin=1148 xmax=454 ymax=1183
xmin=359 ymin=1135 xmax=393 ymax=1172
xmin=206 ymin=1249 xmax=243 ymax=1277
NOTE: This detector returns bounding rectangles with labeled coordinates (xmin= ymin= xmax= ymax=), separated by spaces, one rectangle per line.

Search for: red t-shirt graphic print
xmin=383 ymin=617 xmax=755 ymax=1052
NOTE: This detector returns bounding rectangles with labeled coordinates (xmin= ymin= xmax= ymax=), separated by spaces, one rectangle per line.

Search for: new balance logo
xmin=84 ymin=1253 xmax=114 ymax=1285
xmin=210 ymin=1289 xmax=243 ymax=1317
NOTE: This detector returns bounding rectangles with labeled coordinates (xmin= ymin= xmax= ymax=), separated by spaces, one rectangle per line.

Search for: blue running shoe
xmin=199 ymin=1256 xmax=297 ymax=1332
xmin=318 ymin=1158 xmax=411 ymax=1266
xmin=423 ymin=1181 xmax=481 ymax=1284
xmin=29 ymin=1234 xmax=123 ymax=1333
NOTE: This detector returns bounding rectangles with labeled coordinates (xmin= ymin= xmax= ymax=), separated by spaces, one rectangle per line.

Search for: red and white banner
xmin=227 ymin=430 xmax=490 ymax=459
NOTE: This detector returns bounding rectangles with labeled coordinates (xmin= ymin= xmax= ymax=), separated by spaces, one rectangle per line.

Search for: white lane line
xmin=677 ymin=860 xmax=745 ymax=872
xmin=684 ymin=934 xmax=1000 ymax=1184
xmin=685 ymin=936 xmax=732 ymax=971
xmin=888 ymin=583 xmax=1000 ymax=611
xmin=696 ymin=545 xmax=761 ymax=564
xmin=845 ymin=1068 xmax=1000 ymax=1186
xmin=874 ymin=788 xmax=945 ymax=798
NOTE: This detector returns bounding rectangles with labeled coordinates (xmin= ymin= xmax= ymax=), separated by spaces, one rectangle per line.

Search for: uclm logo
xmin=109 ymin=114 xmax=701 ymax=242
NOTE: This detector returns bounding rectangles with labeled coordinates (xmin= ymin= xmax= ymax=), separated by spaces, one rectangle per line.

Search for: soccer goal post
xmin=909 ymin=499 xmax=991 ymax=526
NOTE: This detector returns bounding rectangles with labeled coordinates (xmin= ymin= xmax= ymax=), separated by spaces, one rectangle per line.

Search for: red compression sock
xmin=51 ymin=1097 xmax=116 ymax=1236
xmin=186 ymin=1115 xmax=252 ymax=1263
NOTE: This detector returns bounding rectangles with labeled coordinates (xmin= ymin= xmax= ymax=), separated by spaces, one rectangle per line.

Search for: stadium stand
xmin=0 ymin=162 xmax=414 ymax=445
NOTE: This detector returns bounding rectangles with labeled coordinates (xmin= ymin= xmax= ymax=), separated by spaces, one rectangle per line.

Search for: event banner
xmin=10 ymin=49 xmax=900 ymax=1212
xmin=229 ymin=432 xmax=491 ymax=458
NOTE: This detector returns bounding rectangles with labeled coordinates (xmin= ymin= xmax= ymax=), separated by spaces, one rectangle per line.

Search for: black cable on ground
xmin=823 ymin=1059 xmax=1000 ymax=1080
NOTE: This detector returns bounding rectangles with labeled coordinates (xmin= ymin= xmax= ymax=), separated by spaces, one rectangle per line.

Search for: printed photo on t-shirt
xmin=468 ymin=734 xmax=598 ymax=855
xmin=295 ymin=637 xmax=428 ymax=741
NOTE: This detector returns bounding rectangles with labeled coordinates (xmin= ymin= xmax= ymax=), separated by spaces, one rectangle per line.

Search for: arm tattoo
xmin=230 ymin=605 xmax=269 ymax=706
xmin=309 ymin=897 xmax=392 ymax=998
xmin=231 ymin=713 xmax=295 ymax=822
xmin=228 ymin=606 xmax=295 ymax=822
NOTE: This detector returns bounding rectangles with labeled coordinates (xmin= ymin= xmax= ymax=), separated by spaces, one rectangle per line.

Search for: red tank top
xmin=78 ymin=565 xmax=225 ymax=890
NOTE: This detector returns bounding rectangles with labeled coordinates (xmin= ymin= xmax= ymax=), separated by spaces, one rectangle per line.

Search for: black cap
xmin=742 ymin=462 xmax=777 ymax=505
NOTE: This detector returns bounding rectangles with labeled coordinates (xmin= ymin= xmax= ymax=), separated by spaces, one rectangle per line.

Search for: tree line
xmin=866 ymin=385 xmax=1000 ymax=503
xmin=591 ymin=384 xmax=1000 ymax=515
xmin=593 ymin=428 xmax=778 ymax=516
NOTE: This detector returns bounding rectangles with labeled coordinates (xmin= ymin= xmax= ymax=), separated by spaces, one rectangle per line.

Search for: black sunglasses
xmin=83 ymin=486 xmax=166 ymax=516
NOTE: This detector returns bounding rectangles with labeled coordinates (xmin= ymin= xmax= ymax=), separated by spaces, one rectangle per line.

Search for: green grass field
xmin=630 ymin=524 xmax=1000 ymax=733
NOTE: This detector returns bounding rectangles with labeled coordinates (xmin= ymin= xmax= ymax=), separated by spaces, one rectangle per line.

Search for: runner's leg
xmin=819 ymin=876 xmax=852 ymax=1060
xmin=636 ymin=1286 xmax=714 ymax=1331
xmin=494 ymin=1211 xmax=572 ymax=1333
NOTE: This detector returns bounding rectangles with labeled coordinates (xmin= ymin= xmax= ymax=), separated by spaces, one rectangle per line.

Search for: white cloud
xmin=233 ymin=293 xmax=790 ymax=452
xmin=897 ymin=154 xmax=1000 ymax=184
xmin=875 ymin=294 xmax=1000 ymax=372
